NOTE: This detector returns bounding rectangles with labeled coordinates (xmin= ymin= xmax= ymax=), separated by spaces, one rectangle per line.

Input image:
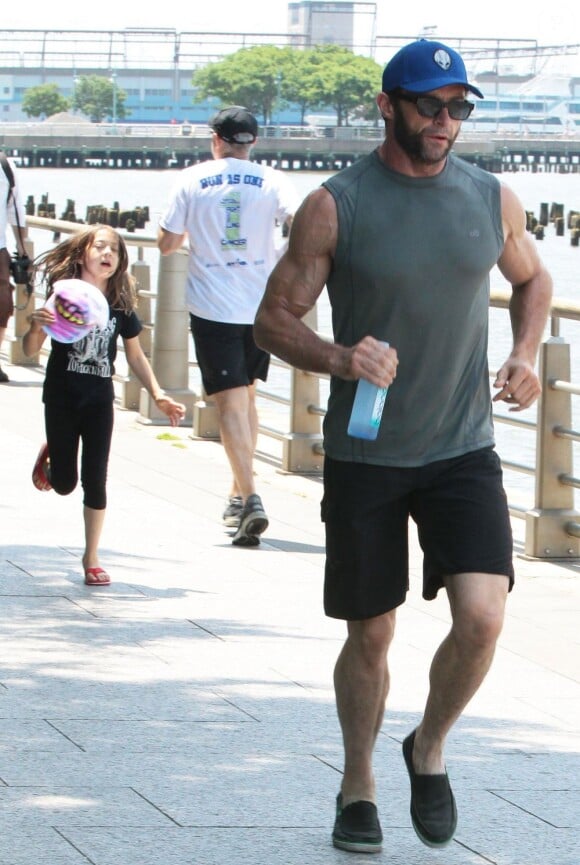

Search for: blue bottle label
xmin=371 ymin=388 xmax=387 ymax=427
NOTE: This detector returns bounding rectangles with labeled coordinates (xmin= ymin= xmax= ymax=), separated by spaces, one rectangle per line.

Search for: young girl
xmin=23 ymin=225 xmax=185 ymax=586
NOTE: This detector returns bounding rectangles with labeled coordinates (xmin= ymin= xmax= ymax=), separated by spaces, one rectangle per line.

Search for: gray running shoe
xmin=232 ymin=494 xmax=269 ymax=547
xmin=222 ymin=495 xmax=243 ymax=528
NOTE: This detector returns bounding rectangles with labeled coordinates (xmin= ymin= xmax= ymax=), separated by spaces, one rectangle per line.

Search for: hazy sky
xmin=7 ymin=0 xmax=580 ymax=46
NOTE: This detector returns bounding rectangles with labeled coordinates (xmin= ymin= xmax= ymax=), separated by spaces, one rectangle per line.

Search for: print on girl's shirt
xmin=66 ymin=318 xmax=115 ymax=378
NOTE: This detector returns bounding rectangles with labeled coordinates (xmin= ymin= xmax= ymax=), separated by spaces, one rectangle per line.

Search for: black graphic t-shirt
xmin=43 ymin=305 xmax=142 ymax=408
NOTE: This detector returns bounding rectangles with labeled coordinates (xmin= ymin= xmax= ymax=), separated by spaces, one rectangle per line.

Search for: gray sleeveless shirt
xmin=322 ymin=150 xmax=504 ymax=466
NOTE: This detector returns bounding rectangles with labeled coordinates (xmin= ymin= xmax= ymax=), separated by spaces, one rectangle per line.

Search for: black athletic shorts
xmin=189 ymin=314 xmax=270 ymax=396
xmin=321 ymin=447 xmax=514 ymax=621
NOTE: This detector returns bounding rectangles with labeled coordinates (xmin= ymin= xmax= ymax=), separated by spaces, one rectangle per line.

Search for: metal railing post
xmin=133 ymin=259 xmax=152 ymax=356
xmin=139 ymin=250 xmax=196 ymax=424
xmin=525 ymin=337 xmax=580 ymax=558
xmin=118 ymin=258 xmax=152 ymax=410
xmin=281 ymin=307 xmax=323 ymax=473
xmin=191 ymin=385 xmax=220 ymax=439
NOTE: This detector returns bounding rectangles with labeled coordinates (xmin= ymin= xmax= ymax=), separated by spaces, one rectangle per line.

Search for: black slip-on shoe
xmin=332 ymin=792 xmax=383 ymax=854
xmin=402 ymin=730 xmax=457 ymax=847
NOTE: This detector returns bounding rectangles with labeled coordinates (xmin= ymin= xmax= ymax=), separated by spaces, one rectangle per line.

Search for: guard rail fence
xmin=8 ymin=216 xmax=580 ymax=562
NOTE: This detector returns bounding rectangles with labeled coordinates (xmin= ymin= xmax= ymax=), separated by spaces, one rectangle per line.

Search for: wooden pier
xmin=1 ymin=123 xmax=579 ymax=173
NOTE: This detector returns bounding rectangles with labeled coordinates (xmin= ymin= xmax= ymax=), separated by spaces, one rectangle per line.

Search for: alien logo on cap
xmin=433 ymin=49 xmax=452 ymax=71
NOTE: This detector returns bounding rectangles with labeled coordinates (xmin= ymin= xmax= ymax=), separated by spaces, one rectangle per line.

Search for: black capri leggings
xmin=44 ymin=400 xmax=114 ymax=510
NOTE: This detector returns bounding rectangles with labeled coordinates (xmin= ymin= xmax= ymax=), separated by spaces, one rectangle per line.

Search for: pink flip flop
xmin=84 ymin=567 xmax=111 ymax=586
xmin=32 ymin=443 xmax=52 ymax=491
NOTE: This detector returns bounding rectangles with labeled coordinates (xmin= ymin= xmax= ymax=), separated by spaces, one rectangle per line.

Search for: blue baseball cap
xmin=382 ymin=39 xmax=483 ymax=99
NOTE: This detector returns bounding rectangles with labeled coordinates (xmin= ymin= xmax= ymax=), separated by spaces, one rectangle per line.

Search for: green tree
xmin=279 ymin=49 xmax=326 ymax=124
xmin=305 ymin=45 xmax=382 ymax=126
xmin=22 ymin=83 xmax=69 ymax=118
xmin=192 ymin=44 xmax=382 ymax=127
xmin=72 ymin=75 xmax=128 ymax=123
xmin=193 ymin=45 xmax=295 ymax=124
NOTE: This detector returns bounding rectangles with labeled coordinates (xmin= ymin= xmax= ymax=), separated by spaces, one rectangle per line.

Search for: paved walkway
xmin=1 ymin=358 xmax=579 ymax=865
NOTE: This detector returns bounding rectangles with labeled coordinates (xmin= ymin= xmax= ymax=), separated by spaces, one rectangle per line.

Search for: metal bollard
xmin=118 ymin=259 xmax=153 ymax=410
xmin=281 ymin=306 xmax=323 ymax=473
xmin=138 ymin=250 xmax=196 ymax=424
xmin=525 ymin=337 xmax=580 ymax=558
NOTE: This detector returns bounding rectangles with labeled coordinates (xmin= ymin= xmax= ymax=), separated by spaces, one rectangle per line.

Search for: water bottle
xmin=347 ymin=342 xmax=389 ymax=441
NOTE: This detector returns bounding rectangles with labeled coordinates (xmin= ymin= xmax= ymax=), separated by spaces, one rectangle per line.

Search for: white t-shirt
xmin=0 ymin=157 xmax=26 ymax=250
xmin=159 ymin=157 xmax=299 ymax=324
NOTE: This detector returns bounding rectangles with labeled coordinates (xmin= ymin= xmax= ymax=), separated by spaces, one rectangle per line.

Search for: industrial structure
xmin=0 ymin=2 xmax=578 ymax=131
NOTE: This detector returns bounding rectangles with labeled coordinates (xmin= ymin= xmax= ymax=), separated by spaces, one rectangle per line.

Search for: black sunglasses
xmin=395 ymin=92 xmax=474 ymax=121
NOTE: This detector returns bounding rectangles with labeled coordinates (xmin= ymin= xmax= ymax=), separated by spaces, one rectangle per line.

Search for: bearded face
xmin=390 ymin=97 xmax=459 ymax=166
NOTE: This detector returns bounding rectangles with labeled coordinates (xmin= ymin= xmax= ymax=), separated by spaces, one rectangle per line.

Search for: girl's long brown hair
xmin=33 ymin=225 xmax=137 ymax=313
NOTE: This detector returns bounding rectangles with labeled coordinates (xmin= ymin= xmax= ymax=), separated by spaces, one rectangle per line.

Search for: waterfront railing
xmin=9 ymin=217 xmax=580 ymax=562
xmin=2 ymin=120 xmax=578 ymax=143
xmin=3 ymin=122 xmax=579 ymax=174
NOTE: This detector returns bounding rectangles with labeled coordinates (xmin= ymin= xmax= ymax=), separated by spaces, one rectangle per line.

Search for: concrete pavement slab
xmin=1 ymin=360 xmax=579 ymax=864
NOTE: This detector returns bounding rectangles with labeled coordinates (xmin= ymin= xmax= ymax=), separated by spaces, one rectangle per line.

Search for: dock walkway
xmin=2 ymin=122 xmax=579 ymax=172
xmin=1 ymin=360 xmax=579 ymax=865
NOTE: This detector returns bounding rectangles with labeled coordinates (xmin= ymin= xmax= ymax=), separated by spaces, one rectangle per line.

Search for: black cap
xmin=209 ymin=106 xmax=258 ymax=143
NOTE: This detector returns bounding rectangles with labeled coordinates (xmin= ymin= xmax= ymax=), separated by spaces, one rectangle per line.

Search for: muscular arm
xmin=255 ymin=188 xmax=338 ymax=372
xmin=255 ymin=188 xmax=397 ymax=387
xmin=493 ymin=183 xmax=553 ymax=410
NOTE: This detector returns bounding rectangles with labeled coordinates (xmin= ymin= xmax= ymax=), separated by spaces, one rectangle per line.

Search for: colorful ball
xmin=43 ymin=279 xmax=109 ymax=344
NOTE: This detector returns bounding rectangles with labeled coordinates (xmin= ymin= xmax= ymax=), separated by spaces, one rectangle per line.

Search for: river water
xmin=21 ymin=164 xmax=580 ymax=299
xmin=20 ymin=164 xmax=580 ymax=294
xmin=18 ymin=164 xmax=580 ymax=506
